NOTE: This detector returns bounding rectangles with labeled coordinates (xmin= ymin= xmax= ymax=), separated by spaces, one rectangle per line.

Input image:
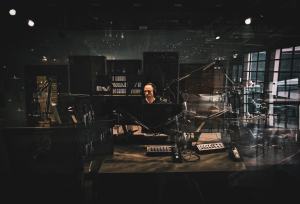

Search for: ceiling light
xmin=42 ymin=56 xmax=47 ymax=62
xmin=9 ymin=9 xmax=16 ymax=16
xmin=215 ymin=36 xmax=220 ymax=40
xmin=28 ymin=19 xmax=35 ymax=27
xmin=245 ymin=17 xmax=252 ymax=25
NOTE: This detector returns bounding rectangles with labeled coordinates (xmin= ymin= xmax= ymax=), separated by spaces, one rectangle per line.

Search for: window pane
xmin=258 ymin=61 xmax=265 ymax=71
xmin=250 ymin=62 xmax=257 ymax=72
xmin=291 ymin=71 xmax=300 ymax=79
xmin=293 ymin=59 xmax=300 ymax=72
xmin=250 ymin=72 xmax=256 ymax=81
xmin=280 ymin=59 xmax=292 ymax=72
xmin=258 ymin=51 xmax=266 ymax=60
xmin=281 ymin=47 xmax=293 ymax=59
xmin=251 ymin=52 xmax=258 ymax=61
xmin=294 ymin=46 xmax=300 ymax=58
xmin=257 ymin=72 xmax=264 ymax=82
xmin=279 ymin=72 xmax=291 ymax=81
xmin=269 ymin=60 xmax=274 ymax=72
xmin=277 ymin=85 xmax=286 ymax=92
xmin=286 ymin=78 xmax=298 ymax=85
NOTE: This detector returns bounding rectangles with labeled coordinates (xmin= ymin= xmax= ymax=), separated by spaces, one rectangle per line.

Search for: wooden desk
xmin=99 ymin=145 xmax=246 ymax=173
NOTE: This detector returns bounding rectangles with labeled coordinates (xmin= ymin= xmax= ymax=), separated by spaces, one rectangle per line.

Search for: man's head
xmin=144 ymin=83 xmax=156 ymax=103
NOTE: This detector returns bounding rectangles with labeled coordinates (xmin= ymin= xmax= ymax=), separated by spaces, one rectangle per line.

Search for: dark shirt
xmin=143 ymin=96 xmax=169 ymax=104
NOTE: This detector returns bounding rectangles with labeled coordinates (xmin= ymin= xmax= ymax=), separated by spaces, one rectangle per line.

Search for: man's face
xmin=144 ymin=84 xmax=154 ymax=98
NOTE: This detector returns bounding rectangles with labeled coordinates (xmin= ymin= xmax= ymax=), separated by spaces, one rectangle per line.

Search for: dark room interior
xmin=1 ymin=0 xmax=300 ymax=203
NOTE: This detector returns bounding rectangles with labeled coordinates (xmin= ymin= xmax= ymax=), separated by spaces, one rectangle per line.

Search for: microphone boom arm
xmin=164 ymin=61 xmax=216 ymax=91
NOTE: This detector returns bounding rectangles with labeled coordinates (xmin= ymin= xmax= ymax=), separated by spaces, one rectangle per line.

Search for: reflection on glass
xmin=281 ymin=47 xmax=293 ymax=59
xmin=250 ymin=62 xmax=257 ymax=72
xmin=250 ymin=72 xmax=256 ymax=81
xmin=258 ymin=51 xmax=266 ymax=60
xmin=258 ymin=61 xmax=265 ymax=71
xmin=293 ymin=59 xmax=300 ymax=72
xmin=251 ymin=52 xmax=258 ymax=61
xmin=280 ymin=59 xmax=292 ymax=72
xmin=257 ymin=72 xmax=264 ymax=82
xmin=279 ymin=72 xmax=291 ymax=81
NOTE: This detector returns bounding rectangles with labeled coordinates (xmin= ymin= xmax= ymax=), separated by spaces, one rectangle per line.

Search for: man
xmin=143 ymin=83 xmax=183 ymax=162
xmin=143 ymin=82 xmax=159 ymax=104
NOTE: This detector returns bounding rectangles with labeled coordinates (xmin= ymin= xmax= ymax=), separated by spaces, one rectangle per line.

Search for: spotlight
xmin=9 ymin=9 xmax=16 ymax=16
xmin=245 ymin=17 xmax=252 ymax=25
xmin=27 ymin=19 xmax=35 ymax=27
xmin=215 ymin=36 xmax=220 ymax=40
xmin=41 ymin=56 xmax=47 ymax=62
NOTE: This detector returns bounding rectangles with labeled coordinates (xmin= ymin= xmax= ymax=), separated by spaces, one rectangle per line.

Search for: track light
xmin=27 ymin=19 xmax=35 ymax=27
xmin=233 ymin=53 xmax=238 ymax=58
xmin=9 ymin=9 xmax=16 ymax=16
xmin=245 ymin=17 xmax=252 ymax=25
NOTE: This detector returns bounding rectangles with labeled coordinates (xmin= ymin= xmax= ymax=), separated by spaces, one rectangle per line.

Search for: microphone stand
xmin=163 ymin=61 xmax=217 ymax=102
xmin=161 ymin=61 xmax=218 ymax=162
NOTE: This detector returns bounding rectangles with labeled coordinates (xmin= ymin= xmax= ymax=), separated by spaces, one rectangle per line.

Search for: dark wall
xmin=69 ymin=56 xmax=107 ymax=95
xmin=143 ymin=52 xmax=179 ymax=103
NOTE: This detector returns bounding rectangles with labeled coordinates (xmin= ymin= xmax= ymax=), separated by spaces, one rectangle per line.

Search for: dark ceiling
xmin=1 ymin=0 xmax=300 ymax=53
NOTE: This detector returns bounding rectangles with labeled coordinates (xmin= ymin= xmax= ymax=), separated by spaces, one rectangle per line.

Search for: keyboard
xmin=146 ymin=145 xmax=173 ymax=156
xmin=196 ymin=142 xmax=225 ymax=153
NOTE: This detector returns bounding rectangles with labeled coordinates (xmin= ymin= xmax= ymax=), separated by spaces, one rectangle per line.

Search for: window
xmin=270 ymin=46 xmax=300 ymax=99
xmin=268 ymin=46 xmax=300 ymax=128
xmin=242 ymin=51 xmax=266 ymax=115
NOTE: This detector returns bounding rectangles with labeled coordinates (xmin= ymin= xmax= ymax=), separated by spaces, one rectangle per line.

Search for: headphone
xmin=144 ymin=82 xmax=157 ymax=95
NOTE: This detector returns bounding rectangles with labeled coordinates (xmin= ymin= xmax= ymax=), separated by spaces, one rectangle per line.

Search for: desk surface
xmin=99 ymin=145 xmax=246 ymax=173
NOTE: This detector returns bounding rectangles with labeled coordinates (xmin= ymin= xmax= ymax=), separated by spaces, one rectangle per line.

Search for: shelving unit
xmin=107 ymin=60 xmax=143 ymax=96
xmin=111 ymin=75 xmax=127 ymax=95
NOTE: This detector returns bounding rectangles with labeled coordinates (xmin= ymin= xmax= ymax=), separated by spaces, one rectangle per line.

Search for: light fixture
xmin=27 ymin=19 xmax=35 ymax=27
xmin=215 ymin=36 xmax=220 ymax=40
xmin=9 ymin=9 xmax=16 ymax=16
xmin=245 ymin=17 xmax=252 ymax=25
xmin=42 ymin=56 xmax=47 ymax=62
